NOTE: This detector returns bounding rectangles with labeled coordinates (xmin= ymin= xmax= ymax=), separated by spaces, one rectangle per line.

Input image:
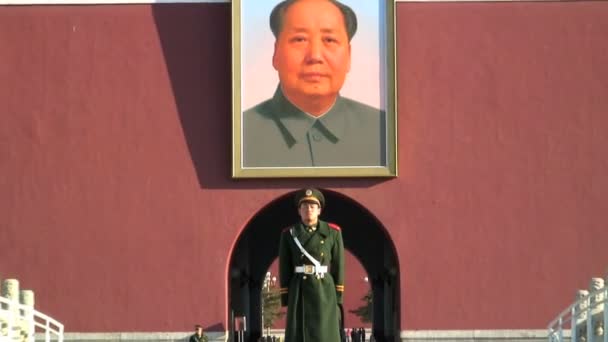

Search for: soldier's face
xmin=299 ymin=202 xmax=321 ymax=224
xmin=272 ymin=0 xmax=351 ymax=106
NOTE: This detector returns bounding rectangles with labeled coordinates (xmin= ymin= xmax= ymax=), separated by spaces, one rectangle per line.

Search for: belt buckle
xmin=304 ymin=265 xmax=315 ymax=275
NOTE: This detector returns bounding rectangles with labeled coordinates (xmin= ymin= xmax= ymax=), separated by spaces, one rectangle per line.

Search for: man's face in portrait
xmin=298 ymin=201 xmax=321 ymax=225
xmin=273 ymin=0 xmax=351 ymax=113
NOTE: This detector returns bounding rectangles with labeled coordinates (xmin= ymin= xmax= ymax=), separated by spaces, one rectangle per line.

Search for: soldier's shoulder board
xmin=328 ymin=223 xmax=341 ymax=231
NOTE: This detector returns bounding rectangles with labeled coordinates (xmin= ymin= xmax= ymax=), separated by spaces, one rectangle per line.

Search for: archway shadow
xmin=228 ymin=189 xmax=400 ymax=341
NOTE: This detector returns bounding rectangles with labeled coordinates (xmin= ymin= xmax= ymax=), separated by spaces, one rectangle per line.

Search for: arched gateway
xmin=228 ymin=189 xmax=400 ymax=341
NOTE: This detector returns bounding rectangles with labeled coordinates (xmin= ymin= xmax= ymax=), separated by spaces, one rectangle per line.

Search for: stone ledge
xmin=44 ymin=329 xmax=553 ymax=342
xmin=401 ymin=330 xmax=549 ymax=339
xmin=41 ymin=332 xmax=226 ymax=342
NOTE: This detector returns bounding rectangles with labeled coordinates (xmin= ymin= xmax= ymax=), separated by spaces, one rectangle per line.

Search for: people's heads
xmin=294 ymin=188 xmax=325 ymax=225
xmin=270 ymin=0 xmax=358 ymax=115
xmin=194 ymin=324 xmax=203 ymax=335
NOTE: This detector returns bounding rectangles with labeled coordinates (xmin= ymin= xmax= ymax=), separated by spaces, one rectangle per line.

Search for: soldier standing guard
xmin=279 ymin=188 xmax=345 ymax=342
xmin=189 ymin=325 xmax=208 ymax=342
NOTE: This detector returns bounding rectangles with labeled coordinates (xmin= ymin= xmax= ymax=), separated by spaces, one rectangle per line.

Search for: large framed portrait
xmin=232 ymin=0 xmax=397 ymax=178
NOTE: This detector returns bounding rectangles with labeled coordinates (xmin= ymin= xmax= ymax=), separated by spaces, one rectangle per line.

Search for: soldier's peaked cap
xmin=295 ymin=188 xmax=325 ymax=208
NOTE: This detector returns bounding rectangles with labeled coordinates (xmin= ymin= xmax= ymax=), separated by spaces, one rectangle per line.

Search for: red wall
xmin=1 ymin=1 xmax=608 ymax=332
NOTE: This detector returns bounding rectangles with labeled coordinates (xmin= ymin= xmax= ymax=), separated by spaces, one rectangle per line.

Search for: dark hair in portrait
xmin=269 ymin=0 xmax=358 ymax=41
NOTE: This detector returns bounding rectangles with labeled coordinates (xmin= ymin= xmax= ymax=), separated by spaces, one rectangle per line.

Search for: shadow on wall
xmin=151 ymin=3 xmax=388 ymax=190
xmin=151 ymin=4 xmax=232 ymax=189
xmin=206 ymin=322 xmax=225 ymax=333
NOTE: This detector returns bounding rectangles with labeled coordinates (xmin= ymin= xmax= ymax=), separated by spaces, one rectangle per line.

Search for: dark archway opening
xmin=228 ymin=189 xmax=400 ymax=342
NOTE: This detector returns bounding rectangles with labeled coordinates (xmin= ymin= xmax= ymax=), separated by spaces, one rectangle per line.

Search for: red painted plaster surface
xmin=1 ymin=1 xmax=608 ymax=332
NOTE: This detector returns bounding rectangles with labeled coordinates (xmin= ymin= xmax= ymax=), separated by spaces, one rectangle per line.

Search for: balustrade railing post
xmin=558 ymin=318 xmax=564 ymax=342
xmin=572 ymin=306 xmax=578 ymax=342
xmin=603 ymin=288 xmax=607 ymax=342
xmin=46 ymin=319 xmax=51 ymax=342
xmin=21 ymin=289 xmax=35 ymax=342
xmin=588 ymin=301 xmax=594 ymax=342
xmin=2 ymin=279 xmax=20 ymax=341
xmin=549 ymin=329 xmax=557 ymax=342
xmin=1 ymin=279 xmax=64 ymax=342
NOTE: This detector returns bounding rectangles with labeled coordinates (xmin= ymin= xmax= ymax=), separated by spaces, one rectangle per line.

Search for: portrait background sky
xmin=241 ymin=0 xmax=386 ymax=111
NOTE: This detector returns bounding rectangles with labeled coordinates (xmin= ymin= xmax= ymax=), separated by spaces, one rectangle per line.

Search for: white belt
xmin=295 ymin=265 xmax=328 ymax=275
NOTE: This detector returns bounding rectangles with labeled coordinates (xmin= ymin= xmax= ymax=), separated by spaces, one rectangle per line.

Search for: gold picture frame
xmin=232 ymin=0 xmax=397 ymax=178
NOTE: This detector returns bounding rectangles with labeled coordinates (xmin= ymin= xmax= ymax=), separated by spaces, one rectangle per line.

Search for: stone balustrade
xmin=0 ymin=277 xmax=36 ymax=342
xmin=568 ymin=276 xmax=607 ymax=342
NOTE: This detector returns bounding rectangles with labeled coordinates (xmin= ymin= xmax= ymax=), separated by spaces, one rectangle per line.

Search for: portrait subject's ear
xmin=272 ymin=42 xmax=279 ymax=71
xmin=346 ymin=44 xmax=352 ymax=73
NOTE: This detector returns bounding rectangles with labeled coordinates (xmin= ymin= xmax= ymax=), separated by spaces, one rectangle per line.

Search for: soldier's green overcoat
xmin=279 ymin=220 xmax=345 ymax=342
